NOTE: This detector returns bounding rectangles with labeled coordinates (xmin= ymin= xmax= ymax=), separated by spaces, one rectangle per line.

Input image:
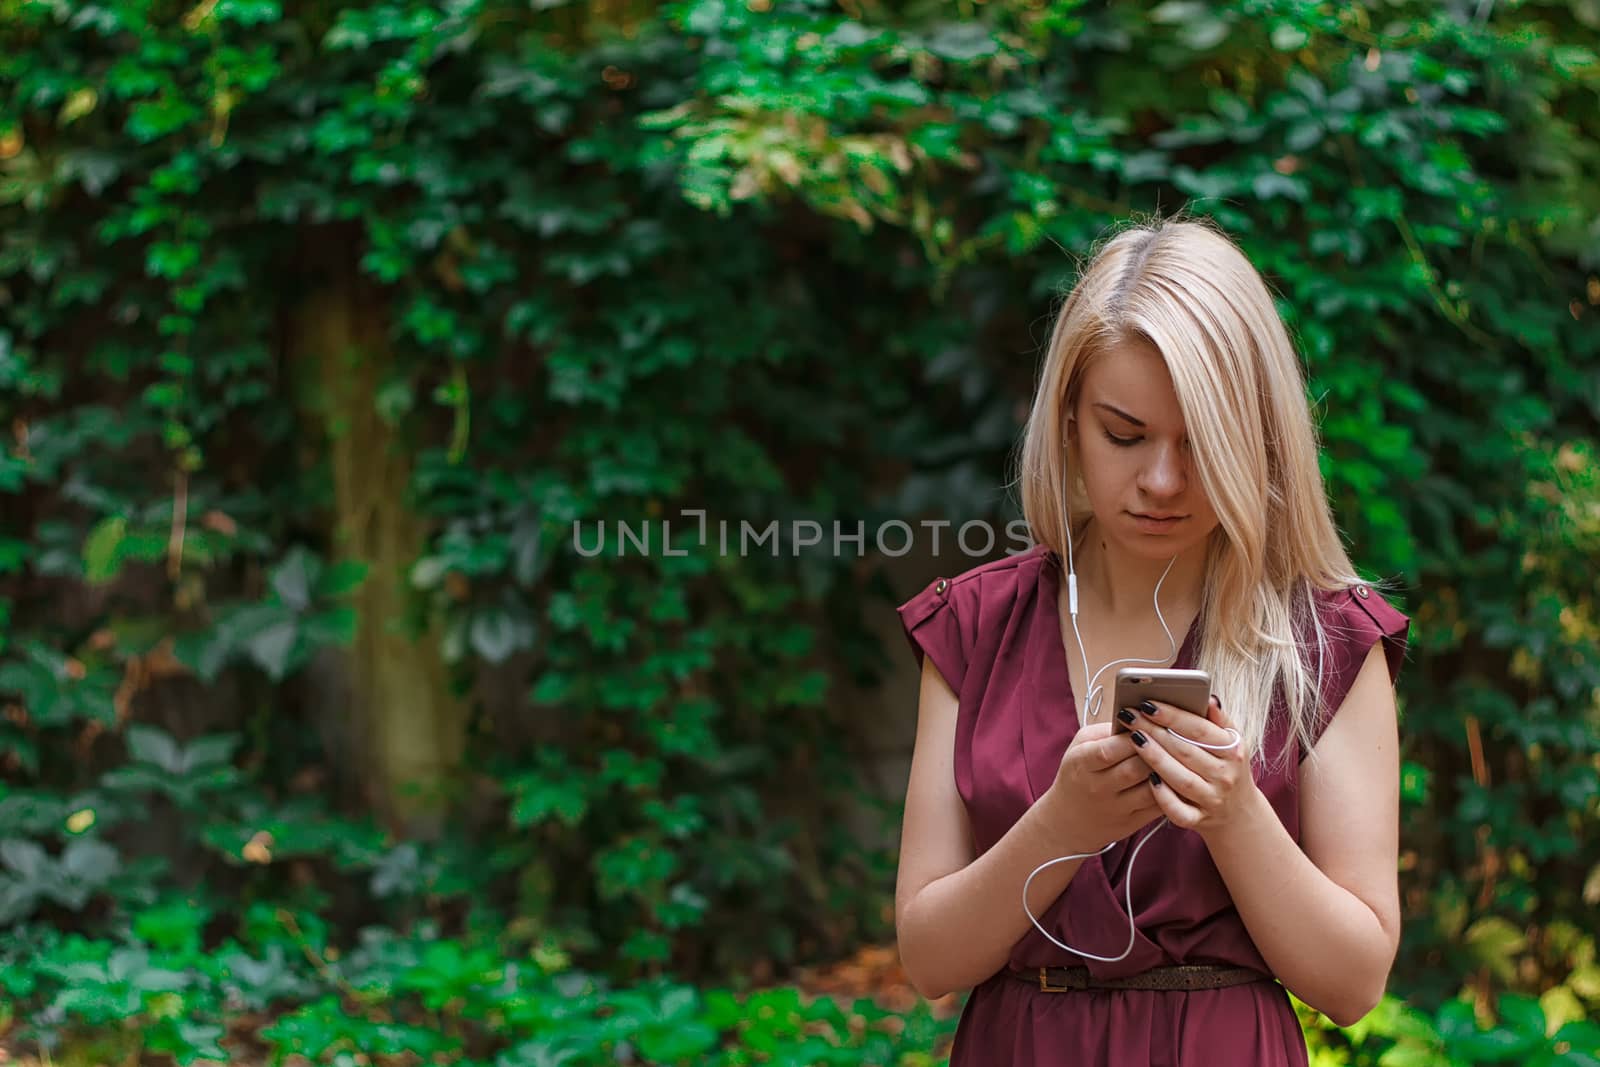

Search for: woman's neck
xmin=1070 ymin=517 xmax=1208 ymax=624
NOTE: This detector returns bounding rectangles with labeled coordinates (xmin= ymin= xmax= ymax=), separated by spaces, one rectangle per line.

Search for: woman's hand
xmin=1122 ymin=694 xmax=1261 ymax=840
xmin=1043 ymin=722 xmax=1164 ymax=854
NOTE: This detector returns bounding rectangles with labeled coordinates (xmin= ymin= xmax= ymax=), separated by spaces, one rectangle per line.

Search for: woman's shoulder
xmin=894 ymin=544 xmax=1049 ymax=693
xmin=1301 ymin=578 xmax=1413 ymax=708
xmin=898 ymin=542 xmax=1050 ymax=614
xmin=1305 ymin=579 xmax=1411 ymax=638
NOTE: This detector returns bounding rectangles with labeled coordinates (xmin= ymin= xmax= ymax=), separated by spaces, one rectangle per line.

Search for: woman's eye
xmin=1102 ymin=430 xmax=1140 ymax=447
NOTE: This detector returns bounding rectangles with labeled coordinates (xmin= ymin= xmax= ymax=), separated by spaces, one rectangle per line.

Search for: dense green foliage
xmin=1 ymin=0 xmax=1597 ymax=1062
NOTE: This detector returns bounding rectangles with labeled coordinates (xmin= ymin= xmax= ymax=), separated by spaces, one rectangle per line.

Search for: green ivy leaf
xmin=245 ymin=617 xmax=298 ymax=680
xmin=82 ymin=516 xmax=127 ymax=583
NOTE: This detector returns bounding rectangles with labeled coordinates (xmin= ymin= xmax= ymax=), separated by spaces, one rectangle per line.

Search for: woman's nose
xmin=1138 ymin=443 xmax=1187 ymax=497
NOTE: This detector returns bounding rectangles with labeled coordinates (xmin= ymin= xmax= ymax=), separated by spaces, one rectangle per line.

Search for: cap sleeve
xmin=1307 ymin=584 xmax=1412 ymax=752
xmin=896 ymin=575 xmax=972 ymax=694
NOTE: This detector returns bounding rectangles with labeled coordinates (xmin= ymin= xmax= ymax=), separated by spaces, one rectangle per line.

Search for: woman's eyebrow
xmin=1091 ymin=401 xmax=1145 ymax=428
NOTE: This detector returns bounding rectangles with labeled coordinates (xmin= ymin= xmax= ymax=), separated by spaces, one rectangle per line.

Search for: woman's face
xmin=1070 ymin=339 xmax=1221 ymax=557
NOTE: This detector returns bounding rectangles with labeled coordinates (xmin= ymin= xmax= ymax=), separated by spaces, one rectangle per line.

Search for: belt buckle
xmin=1038 ymin=966 xmax=1072 ymax=992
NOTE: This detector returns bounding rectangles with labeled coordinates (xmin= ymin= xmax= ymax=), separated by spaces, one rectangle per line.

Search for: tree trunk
xmin=286 ymin=228 xmax=463 ymax=838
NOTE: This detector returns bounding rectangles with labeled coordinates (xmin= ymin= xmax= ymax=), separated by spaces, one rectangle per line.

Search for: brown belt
xmin=1009 ymin=963 xmax=1271 ymax=992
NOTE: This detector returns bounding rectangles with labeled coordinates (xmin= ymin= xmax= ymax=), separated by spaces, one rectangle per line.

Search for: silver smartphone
xmin=1111 ymin=667 xmax=1212 ymax=732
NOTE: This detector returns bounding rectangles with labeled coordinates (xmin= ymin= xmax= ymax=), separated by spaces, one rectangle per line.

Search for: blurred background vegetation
xmin=0 ymin=0 xmax=1597 ymax=1063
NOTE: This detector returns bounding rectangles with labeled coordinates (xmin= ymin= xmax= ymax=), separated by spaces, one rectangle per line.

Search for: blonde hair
xmin=1016 ymin=211 xmax=1387 ymax=768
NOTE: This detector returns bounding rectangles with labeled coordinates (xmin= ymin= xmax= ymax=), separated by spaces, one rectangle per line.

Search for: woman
xmin=894 ymin=216 xmax=1411 ymax=1065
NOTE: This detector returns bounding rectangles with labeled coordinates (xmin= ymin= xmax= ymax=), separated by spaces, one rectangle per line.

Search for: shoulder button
xmin=934 ymin=578 xmax=949 ymax=595
xmin=1355 ymin=585 xmax=1370 ymax=599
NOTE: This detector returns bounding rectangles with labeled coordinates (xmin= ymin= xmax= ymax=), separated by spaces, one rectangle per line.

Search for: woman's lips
xmin=1130 ymin=512 xmax=1185 ymax=533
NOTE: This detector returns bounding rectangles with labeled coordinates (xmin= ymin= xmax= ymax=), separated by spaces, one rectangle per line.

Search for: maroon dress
xmin=896 ymin=542 xmax=1411 ymax=1066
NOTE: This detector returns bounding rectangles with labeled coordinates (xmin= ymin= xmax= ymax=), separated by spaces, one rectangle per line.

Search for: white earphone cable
xmin=1022 ymin=517 xmax=1240 ymax=962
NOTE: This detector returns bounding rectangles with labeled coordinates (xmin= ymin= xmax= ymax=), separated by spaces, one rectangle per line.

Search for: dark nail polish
xmin=1130 ymin=731 xmax=1147 ymax=747
xmin=1137 ymin=700 xmax=1158 ymax=716
xmin=1117 ymin=709 xmax=1136 ymax=725
xmin=1213 ymin=693 xmax=1223 ymax=711
xmin=1149 ymin=771 xmax=1161 ymax=786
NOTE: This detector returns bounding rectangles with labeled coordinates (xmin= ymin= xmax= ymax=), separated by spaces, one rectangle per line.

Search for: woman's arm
xmin=895 ymin=656 xmax=1090 ymax=999
xmin=1198 ymin=642 xmax=1402 ymax=1025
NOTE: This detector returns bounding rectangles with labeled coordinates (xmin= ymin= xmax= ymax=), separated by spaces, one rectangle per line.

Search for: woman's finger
xmin=1131 ymin=698 xmax=1238 ymax=753
xmin=1119 ymin=707 xmax=1224 ymax=774
xmin=1148 ymin=771 xmax=1203 ymax=829
xmin=1130 ymin=727 xmax=1216 ymax=806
